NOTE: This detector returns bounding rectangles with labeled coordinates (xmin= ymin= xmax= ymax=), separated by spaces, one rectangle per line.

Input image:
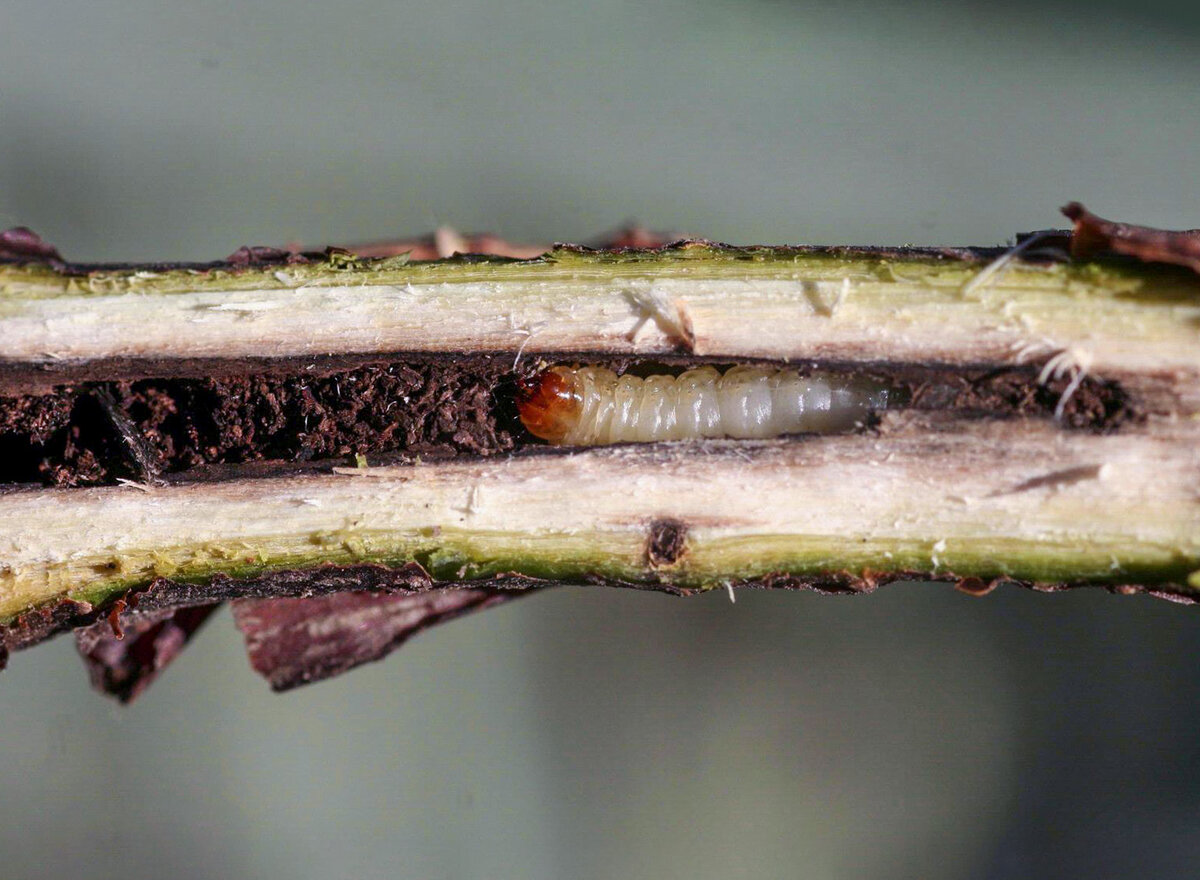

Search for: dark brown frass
xmin=0 ymin=357 xmax=520 ymax=486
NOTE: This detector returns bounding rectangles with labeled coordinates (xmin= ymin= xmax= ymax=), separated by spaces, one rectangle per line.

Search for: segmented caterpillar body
xmin=518 ymin=365 xmax=890 ymax=445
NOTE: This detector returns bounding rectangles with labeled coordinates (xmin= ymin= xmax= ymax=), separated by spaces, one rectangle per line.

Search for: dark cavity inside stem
xmin=0 ymin=355 xmax=1132 ymax=488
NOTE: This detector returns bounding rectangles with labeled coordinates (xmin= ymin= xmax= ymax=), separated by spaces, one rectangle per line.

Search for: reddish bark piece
xmin=75 ymin=603 xmax=221 ymax=703
xmin=1 ymin=597 xmax=98 ymax=656
xmin=335 ymin=225 xmax=677 ymax=261
xmin=1062 ymin=203 xmax=1200 ymax=275
xmin=596 ymin=225 xmax=679 ymax=250
xmin=0 ymin=227 xmax=63 ymax=263
xmin=232 ymin=588 xmax=529 ymax=691
xmin=0 ymin=562 xmax=547 ymax=663
xmin=954 ymin=577 xmax=997 ymax=597
xmin=340 ymin=231 xmax=547 ymax=260
xmin=226 ymin=245 xmax=314 ymax=266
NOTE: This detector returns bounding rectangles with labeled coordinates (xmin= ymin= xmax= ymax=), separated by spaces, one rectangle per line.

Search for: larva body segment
xmin=518 ymin=365 xmax=889 ymax=445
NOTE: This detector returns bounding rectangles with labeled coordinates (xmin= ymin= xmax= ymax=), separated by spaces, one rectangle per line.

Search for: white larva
xmin=518 ymin=365 xmax=890 ymax=445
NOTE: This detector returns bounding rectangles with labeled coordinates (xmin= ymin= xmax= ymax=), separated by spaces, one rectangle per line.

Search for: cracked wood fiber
xmin=1 ymin=204 xmax=1199 ymax=699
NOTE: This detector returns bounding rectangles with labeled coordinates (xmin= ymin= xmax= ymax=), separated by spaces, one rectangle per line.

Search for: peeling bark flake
xmin=75 ymin=603 xmax=221 ymax=703
xmin=232 ymin=588 xmax=528 ymax=691
xmin=1063 ymin=203 xmax=1200 ymax=275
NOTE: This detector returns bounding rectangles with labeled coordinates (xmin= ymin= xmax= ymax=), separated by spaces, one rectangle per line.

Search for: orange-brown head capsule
xmin=517 ymin=367 xmax=582 ymax=443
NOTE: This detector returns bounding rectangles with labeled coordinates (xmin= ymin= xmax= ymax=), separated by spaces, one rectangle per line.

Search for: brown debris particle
xmin=1062 ymin=202 xmax=1200 ymax=275
xmin=106 ymin=598 xmax=128 ymax=638
xmin=646 ymin=518 xmax=688 ymax=568
xmin=232 ymin=588 xmax=526 ymax=691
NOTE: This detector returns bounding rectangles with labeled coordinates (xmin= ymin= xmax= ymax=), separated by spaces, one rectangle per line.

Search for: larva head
xmin=517 ymin=366 xmax=582 ymax=443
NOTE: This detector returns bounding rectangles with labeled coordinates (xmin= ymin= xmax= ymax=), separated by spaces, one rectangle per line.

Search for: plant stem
xmin=2 ymin=238 xmax=1199 ymax=646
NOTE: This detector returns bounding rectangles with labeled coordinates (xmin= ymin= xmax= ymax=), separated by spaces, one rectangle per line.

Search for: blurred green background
xmin=2 ymin=0 xmax=1199 ymax=877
